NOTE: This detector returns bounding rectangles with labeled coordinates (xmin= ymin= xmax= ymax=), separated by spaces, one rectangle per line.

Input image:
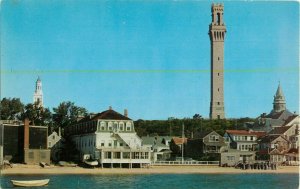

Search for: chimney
xmin=124 ymin=109 xmax=128 ymax=117
xmin=24 ymin=118 xmax=30 ymax=149
xmin=109 ymin=106 xmax=112 ymax=110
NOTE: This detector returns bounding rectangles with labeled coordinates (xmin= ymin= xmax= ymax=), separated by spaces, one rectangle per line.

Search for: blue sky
xmin=1 ymin=0 xmax=299 ymax=120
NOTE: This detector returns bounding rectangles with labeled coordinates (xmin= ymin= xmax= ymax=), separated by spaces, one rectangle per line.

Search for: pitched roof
xmin=226 ymin=130 xmax=266 ymax=137
xmin=141 ymin=136 xmax=172 ymax=146
xmin=283 ymin=115 xmax=299 ymax=126
xmin=258 ymin=135 xmax=282 ymax=143
xmin=265 ymin=110 xmax=293 ymax=120
xmin=193 ymin=131 xmax=215 ymax=139
xmin=269 ymin=148 xmax=284 ymax=155
xmin=172 ymin=137 xmax=187 ymax=145
xmin=78 ymin=109 xmax=131 ymax=123
xmin=268 ymin=126 xmax=292 ymax=135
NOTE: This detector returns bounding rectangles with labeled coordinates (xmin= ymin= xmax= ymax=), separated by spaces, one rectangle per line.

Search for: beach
xmin=1 ymin=164 xmax=299 ymax=175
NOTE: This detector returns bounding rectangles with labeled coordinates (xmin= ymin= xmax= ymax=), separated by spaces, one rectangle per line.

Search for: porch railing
xmin=153 ymin=161 xmax=219 ymax=165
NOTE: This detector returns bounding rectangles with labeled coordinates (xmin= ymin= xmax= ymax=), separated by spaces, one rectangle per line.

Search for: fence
xmin=153 ymin=161 xmax=219 ymax=165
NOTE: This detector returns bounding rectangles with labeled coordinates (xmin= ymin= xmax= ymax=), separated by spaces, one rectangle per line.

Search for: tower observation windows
xmin=217 ymin=13 xmax=221 ymax=25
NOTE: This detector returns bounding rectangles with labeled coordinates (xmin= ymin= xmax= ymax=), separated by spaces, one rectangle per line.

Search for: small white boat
xmin=84 ymin=160 xmax=98 ymax=166
xmin=11 ymin=179 xmax=50 ymax=187
xmin=58 ymin=161 xmax=77 ymax=167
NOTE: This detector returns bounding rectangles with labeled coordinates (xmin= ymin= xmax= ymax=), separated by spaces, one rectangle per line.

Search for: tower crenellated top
xmin=211 ymin=3 xmax=225 ymax=26
xmin=209 ymin=3 xmax=226 ymax=42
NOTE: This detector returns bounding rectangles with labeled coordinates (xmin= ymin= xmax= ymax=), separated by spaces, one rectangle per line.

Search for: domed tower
xmin=33 ymin=76 xmax=43 ymax=107
xmin=272 ymin=83 xmax=286 ymax=113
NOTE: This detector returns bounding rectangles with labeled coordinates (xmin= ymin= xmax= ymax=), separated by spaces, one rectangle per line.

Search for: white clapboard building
xmin=65 ymin=107 xmax=151 ymax=168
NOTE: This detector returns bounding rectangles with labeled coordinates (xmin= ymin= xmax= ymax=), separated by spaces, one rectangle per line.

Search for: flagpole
xmin=181 ymin=123 xmax=184 ymax=164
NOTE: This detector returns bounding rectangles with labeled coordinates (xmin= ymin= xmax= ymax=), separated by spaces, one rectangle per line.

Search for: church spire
xmin=273 ymin=82 xmax=286 ymax=113
xmin=33 ymin=76 xmax=43 ymax=107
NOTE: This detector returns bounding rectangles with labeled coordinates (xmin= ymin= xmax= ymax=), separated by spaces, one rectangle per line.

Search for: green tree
xmin=21 ymin=101 xmax=52 ymax=126
xmin=0 ymin=98 xmax=24 ymax=120
xmin=53 ymin=101 xmax=88 ymax=130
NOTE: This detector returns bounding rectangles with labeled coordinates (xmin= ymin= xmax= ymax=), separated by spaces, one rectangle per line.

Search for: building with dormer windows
xmin=64 ymin=107 xmax=151 ymax=168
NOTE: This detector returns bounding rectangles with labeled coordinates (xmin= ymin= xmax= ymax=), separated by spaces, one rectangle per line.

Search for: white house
xmin=65 ymin=107 xmax=151 ymax=168
xmin=48 ymin=128 xmax=65 ymax=162
xmin=141 ymin=136 xmax=172 ymax=162
xmin=48 ymin=129 xmax=62 ymax=148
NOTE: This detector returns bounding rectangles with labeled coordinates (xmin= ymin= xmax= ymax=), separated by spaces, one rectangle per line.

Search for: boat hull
xmin=11 ymin=179 xmax=50 ymax=187
xmin=84 ymin=161 xmax=98 ymax=166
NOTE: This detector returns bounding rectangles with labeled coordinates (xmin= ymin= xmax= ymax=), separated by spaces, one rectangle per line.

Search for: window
xmin=120 ymin=143 xmax=123 ymax=147
xmin=132 ymin=152 xmax=139 ymax=159
xmin=108 ymin=122 xmax=112 ymax=131
xmin=217 ymin=102 xmax=220 ymax=105
xmin=101 ymin=140 xmax=105 ymax=147
xmin=105 ymin=152 xmax=112 ymax=159
xmin=126 ymin=122 xmax=131 ymax=131
xmin=48 ymin=142 xmax=52 ymax=147
xmin=119 ymin=122 xmax=124 ymax=131
xmin=217 ymin=13 xmax=221 ymax=24
xmin=123 ymin=152 xmax=130 ymax=159
xmin=114 ymin=152 xmax=121 ymax=159
xmin=209 ymin=135 xmax=219 ymax=142
xmin=227 ymin=156 xmax=235 ymax=161
xmin=52 ymin=135 xmax=55 ymax=140
xmin=250 ymin=136 xmax=254 ymax=141
xmin=218 ymin=73 xmax=220 ymax=76
xmin=114 ymin=122 xmax=118 ymax=131
xmin=218 ymin=88 xmax=219 ymax=92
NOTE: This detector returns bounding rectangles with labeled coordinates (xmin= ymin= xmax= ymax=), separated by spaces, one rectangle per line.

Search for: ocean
xmin=1 ymin=173 xmax=299 ymax=189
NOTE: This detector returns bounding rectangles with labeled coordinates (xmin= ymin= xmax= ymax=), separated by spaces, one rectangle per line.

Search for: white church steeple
xmin=33 ymin=76 xmax=43 ymax=107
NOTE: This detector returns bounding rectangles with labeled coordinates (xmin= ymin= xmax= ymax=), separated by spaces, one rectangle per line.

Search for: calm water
xmin=0 ymin=173 xmax=299 ymax=189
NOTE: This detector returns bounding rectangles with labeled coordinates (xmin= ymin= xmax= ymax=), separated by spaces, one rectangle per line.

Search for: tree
xmin=21 ymin=101 xmax=52 ymax=126
xmin=53 ymin=101 xmax=88 ymax=130
xmin=192 ymin=114 xmax=202 ymax=120
xmin=0 ymin=98 xmax=24 ymax=120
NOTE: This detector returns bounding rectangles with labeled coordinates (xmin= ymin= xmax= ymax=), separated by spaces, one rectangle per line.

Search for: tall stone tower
xmin=33 ymin=76 xmax=43 ymax=107
xmin=209 ymin=3 xmax=226 ymax=119
xmin=272 ymin=83 xmax=286 ymax=113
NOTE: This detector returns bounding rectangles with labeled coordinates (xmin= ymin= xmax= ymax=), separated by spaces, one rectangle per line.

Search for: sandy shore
xmin=1 ymin=164 xmax=299 ymax=175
